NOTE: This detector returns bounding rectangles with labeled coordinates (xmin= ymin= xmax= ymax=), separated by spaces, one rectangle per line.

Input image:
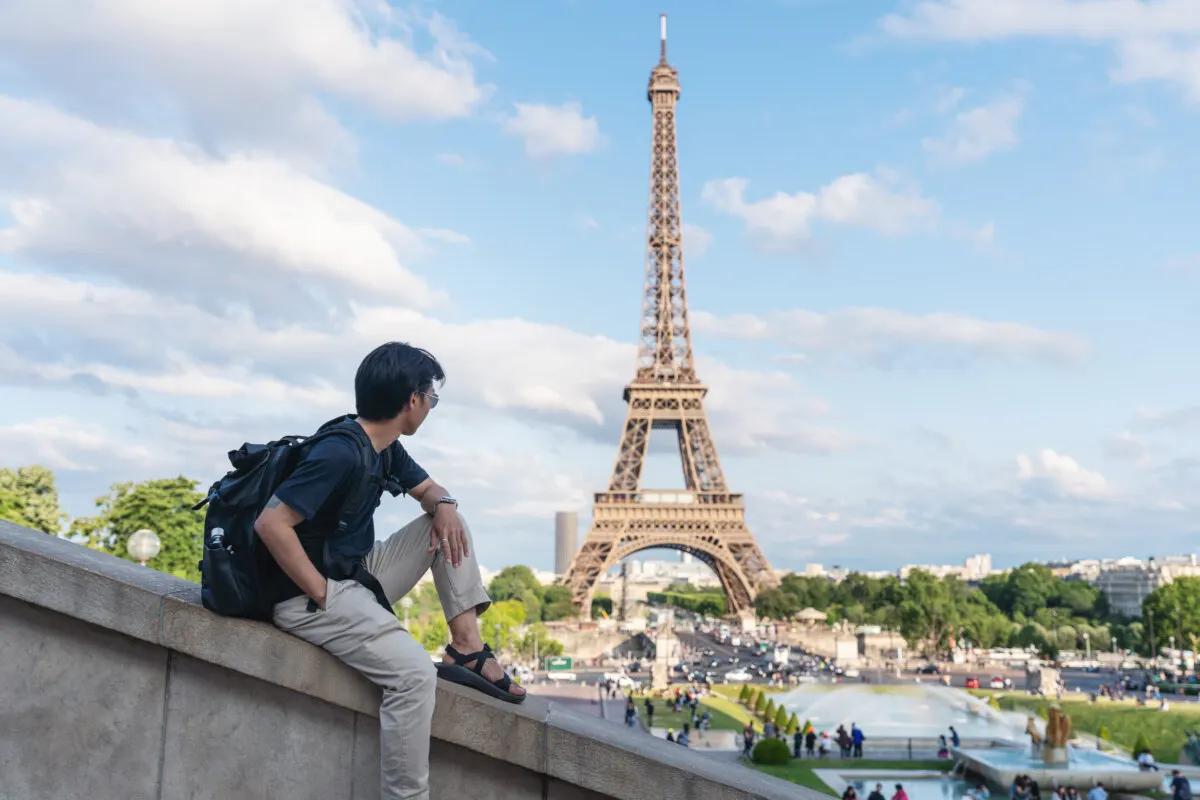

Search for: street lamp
xmin=399 ymin=596 xmax=413 ymax=630
xmin=127 ymin=528 xmax=160 ymax=566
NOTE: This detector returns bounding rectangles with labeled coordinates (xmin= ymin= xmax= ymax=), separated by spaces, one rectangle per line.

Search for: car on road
xmin=964 ymin=676 xmax=980 ymax=689
xmin=918 ymin=663 xmax=942 ymax=675
xmin=725 ymin=668 xmax=752 ymax=682
xmin=603 ymin=672 xmax=636 ymax=689
xmin=990 ymin=676 xmax=1005 ymax=689
xmin=843 ymin=668 xmax=861 ymax=678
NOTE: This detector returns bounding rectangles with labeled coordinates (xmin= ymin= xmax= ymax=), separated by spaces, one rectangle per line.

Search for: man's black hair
xmin=355 ymin=342 xmax=445 ymax=421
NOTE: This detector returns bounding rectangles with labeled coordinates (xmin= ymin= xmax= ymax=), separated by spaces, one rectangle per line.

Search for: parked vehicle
xmin=725 ymin=668 xmax=752 ymax=682
xmin=964 ymin=676 xmax=980 ymax=689
xmin=990 ymin=676 xmax=1005 ymax=689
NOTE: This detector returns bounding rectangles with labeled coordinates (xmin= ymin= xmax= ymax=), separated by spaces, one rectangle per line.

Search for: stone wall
xmin=0 ymin=521 xmax=809 ymax=800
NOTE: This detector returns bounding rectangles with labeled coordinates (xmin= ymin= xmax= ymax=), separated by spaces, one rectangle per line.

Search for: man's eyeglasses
xmin=420 ymin=390 xmax=439 ymax=410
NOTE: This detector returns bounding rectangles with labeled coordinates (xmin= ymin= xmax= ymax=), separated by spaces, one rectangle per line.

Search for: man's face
xmin=400 ymin=385 xmax=438 ymax=434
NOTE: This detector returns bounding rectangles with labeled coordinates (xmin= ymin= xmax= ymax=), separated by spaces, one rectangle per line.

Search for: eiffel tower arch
xmin=563 ymin=17 xmax=777 ymax=619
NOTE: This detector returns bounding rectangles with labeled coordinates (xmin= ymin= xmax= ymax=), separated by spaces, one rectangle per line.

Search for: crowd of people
xmin=734 ymin=717 xmax=870 ymax=760
xmin=840 ymin=782 xmax=910 ymax=800
xmin=625 ymin=686 xmax=713 ymax=748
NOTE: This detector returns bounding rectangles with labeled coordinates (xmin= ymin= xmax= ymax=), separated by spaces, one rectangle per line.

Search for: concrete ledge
xmin=0 ymin=521 xmax=809 ymax=799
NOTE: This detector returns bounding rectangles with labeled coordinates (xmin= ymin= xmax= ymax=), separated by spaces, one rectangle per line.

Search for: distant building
xmin=1093 ymin=555 xmax=1200 ymax=617
xmin=898 ymin=553 xmax=994 ymax=582
xmin=1096 ymin=563 xmax=1165 ymax=618
xmin=554 ymin=511 xmax=578 ymax=576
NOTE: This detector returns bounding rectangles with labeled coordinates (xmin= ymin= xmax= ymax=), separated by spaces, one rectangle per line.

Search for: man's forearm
xmin=257 ymin=522 xmax=327 ymax=604
xmin=418 ymin=481 xmax=450 ymax=515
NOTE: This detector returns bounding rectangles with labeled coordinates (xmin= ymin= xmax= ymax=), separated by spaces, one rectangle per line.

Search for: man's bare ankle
xmin=450 ymin=636 xmax=483 ymax=654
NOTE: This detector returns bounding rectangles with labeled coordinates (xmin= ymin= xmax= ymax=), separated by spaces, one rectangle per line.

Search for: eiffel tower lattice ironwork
xmin=563 ymin=17 xmax=777 ymax=619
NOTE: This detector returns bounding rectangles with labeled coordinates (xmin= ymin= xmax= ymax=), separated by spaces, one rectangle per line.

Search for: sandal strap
xmin=444 ymin=643 xmax=515 ymax=691
xmin=444 ymin=644 xmax=496 ymax=676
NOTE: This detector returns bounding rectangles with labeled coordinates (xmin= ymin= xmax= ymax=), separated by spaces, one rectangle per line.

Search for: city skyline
xmin=0 ymin=2 xmax=1197 ymax=573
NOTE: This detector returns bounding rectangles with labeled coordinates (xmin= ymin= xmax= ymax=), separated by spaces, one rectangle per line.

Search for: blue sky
xmin=0 ymin=0 xmax=1198 ymax=574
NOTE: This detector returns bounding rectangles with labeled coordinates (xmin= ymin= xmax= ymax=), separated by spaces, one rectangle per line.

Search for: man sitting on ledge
xmin=254 ymin=341 xmax=525 ymax=800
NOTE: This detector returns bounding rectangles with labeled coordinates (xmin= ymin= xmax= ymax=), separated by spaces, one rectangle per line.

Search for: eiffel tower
xmin=564 ymin=16 xmax=777 ymax=619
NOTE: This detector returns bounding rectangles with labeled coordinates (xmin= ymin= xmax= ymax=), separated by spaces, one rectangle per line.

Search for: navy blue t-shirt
xmin=261 ymin=427 xmax=429 ymax=605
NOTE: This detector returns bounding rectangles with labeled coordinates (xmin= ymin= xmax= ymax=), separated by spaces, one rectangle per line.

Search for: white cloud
xmin=1104 ymin=431 xmax=1150 ymax=466
xmin=701 ymin=172 xmax=937 ymax=250
xmin=923 ymin=95 xmax=1024 ymax=164
xmin=1136 ymin=404 xmax=1200 ymax=430
xmin=0 ymin=96 xmax=446 ymax=321
xmin=503 ymin=102 xmax=602 ymax=159
xmin=701 ymin=360 xmax=849 ymax=456
xmin=1017 ymin=448 xmax=1110 ymax=499
xmin=683 ymin=222 xmax=713 ymax=258
xmin=693 ymin=307 xmax=1086 ymax=366
xmin=0 ymin=1 xmax=488 ymax=161
xmin=882 ymin=0 xmax=1200 ymax=104
xmin=0 ymin=417 xmax=155 ymax=472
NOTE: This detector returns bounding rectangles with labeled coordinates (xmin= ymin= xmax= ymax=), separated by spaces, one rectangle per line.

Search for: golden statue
xmin=1025 ymin=716 xmax=1043 ymax=746
xmin=1045 ymin=705 xmax=1072 ymax=748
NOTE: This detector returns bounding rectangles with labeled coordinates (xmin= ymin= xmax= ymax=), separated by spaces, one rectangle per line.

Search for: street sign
xmin=545 ymin=656 xmax=574 ymax=671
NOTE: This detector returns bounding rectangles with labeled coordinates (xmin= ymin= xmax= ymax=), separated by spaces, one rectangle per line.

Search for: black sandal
xmin=436 ymin=643 xmax=526 ymax=704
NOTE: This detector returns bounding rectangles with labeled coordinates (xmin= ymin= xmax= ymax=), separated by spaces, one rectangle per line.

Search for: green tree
xmin=1054 ymin=580 xmax=1107 ymax=619
xmin=592 ymin=592 xmax=613 ymax=618
xmin=778 ymin=574 xmax=833 ymax=609
xmin=898 ymin=570 xmax=957 ymax=652
xmin=0 ymin=465 xmax=65 ymax=534
xmin=480 ymin=599 xmax=526 ymax=652
xmin=517 ymin=623 xmax=564 ymax=660
xmin=1132 ymin=732 xmax=1152 ymax=757
xmin=738 ymin=684 xmax=751 ymax=704
xmin=754 ymin=691 xmax=766 ymax=715
xmin=411 ymin=615 xmax=449 ymax=652
xmin=1142 ymin=578 xmax=1200 ymax=654
xmin=488 ymin=565 xmax=543 ymax=621
xmin=1055 ymin=624 xmax=1078 ymax=652
xmin=774 ymin=704 xmax=789 ymax=730
xmin=754 ymin=587 xmax=801 ymax=620
xmin=764 ymin=698 xmax=776 ymax=721
xmin=752 ymin=738 xmax=790 ymax=765
xmin=539 ymin=583 xmax=575 ymax=621
xmin=786 ymin=712 xmax=799 ymax=735
xmin=70 ymin=477 xmax=204 ymax=580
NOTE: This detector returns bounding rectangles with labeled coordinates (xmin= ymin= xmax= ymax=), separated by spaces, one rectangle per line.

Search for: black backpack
xmin=195 ymin=415 xmax=396 ymax=621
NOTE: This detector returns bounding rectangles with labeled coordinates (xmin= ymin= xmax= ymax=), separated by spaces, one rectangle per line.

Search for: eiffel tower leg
xmin=678 ymin=415 xmax=726 ymax=493
xmin=608 ymin=414 xmax=650 ymax=492
xmin=563 ymin=521 xmax=623 ymax=616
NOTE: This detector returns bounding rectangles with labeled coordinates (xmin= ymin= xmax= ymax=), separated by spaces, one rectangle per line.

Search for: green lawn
xmin=632 ymin=684 xmax=788 ymax=733
xmin=751 ymin=758 xmax=951 ymax=796
xmin=977 ymin=690 xmax=1200 ymax=762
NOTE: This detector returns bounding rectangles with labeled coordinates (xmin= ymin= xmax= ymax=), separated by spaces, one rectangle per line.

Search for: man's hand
xmin=428 ymin=503 xmax=467 ymax=568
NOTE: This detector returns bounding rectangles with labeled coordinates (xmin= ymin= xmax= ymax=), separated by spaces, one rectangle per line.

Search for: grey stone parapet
xmin=0 ymin=520 xmax=809 ymax=799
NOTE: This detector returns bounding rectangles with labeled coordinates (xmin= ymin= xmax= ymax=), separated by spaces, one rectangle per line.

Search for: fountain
xmin=776 ymin=685 xmax=1162 ymax=793
xmin=954 ymin=704 xmax=1161 ymax=792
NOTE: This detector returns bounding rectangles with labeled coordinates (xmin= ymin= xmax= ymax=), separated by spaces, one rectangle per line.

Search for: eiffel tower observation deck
xmin=564 ymin=17 xmax=778 ymax=621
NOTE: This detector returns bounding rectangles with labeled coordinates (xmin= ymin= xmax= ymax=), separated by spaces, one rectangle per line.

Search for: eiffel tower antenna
xmin=563 ymin=17 xmax=777 ymax=621
xmin=659 ymin=13 xmax=667 ymax=63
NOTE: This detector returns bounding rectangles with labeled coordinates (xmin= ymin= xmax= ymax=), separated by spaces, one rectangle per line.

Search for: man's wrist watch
xmin=436 ymin=495 xmax=458 ymax=509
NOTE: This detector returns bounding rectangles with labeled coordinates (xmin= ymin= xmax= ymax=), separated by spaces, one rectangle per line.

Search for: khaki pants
xmin=273 ymin=513 xmax=491 ymax=800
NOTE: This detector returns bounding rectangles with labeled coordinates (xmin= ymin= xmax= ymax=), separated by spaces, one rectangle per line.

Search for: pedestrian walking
xmin=851 ymin=722 xmax=865 ymax=758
